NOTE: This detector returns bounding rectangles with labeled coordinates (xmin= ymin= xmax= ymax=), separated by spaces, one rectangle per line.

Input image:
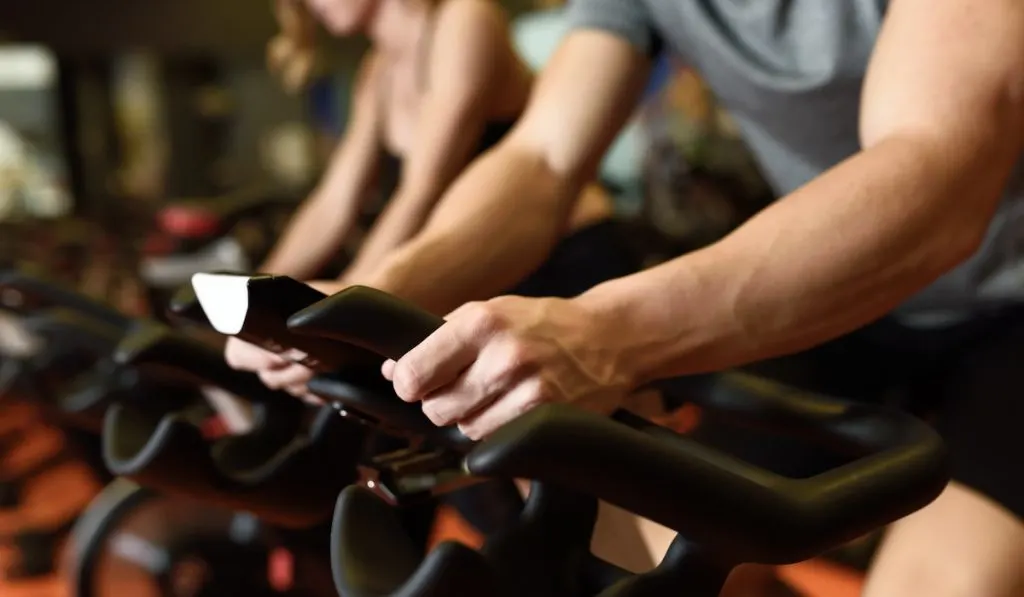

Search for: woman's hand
xmin=224 ymin=337 xmax=322 ymax=404
xmin=382 ymin=295 xmax=634 ymax=439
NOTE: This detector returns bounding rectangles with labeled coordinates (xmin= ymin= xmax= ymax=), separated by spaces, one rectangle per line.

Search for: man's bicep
xmin=862 ymin=0 xmax=1024 ymax=150
xmin=509 ymin=30 xmax=651 ymax=182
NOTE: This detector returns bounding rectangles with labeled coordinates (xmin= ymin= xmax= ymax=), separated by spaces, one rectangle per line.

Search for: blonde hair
xmin=267 ymin=0 xmax=318 ymax=93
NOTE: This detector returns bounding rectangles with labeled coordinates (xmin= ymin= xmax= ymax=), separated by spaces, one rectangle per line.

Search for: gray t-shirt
xmin=566 ymin=0 xmax=1024 ymax=326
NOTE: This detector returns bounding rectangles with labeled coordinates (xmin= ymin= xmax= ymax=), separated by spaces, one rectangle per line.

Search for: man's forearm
xmin=365 ymin=145 xmax=579 ymax=314
xmin=579 ymin=134 xmax=1010 ymax=384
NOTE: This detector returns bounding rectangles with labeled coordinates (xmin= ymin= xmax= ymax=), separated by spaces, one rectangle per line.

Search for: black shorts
xmin=685 ymin=308 xmax=1024 ymax=521
xmin=510 ymin=218 xmax=642 ymax=299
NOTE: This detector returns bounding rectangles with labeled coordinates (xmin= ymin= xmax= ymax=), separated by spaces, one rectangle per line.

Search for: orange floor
xmin=0 ymin=404 xmax=102 ymax=597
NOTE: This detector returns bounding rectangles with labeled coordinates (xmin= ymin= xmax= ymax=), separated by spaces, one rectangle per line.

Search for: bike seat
xmin=0 ymin=266 xmax=130 ymax=330
xmin=159 ymin=188 xmax=298 ymax=237
xmin=467 ymin=387 xmax=948 ymax=564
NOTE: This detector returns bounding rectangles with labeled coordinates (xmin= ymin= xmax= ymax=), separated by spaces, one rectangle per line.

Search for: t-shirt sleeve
xmin=563 ymin=0 xmax=662 ymax=57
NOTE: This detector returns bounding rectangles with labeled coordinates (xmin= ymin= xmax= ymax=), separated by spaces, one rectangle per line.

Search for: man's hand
xmin=382 ymin=295 xmax=634 ymax=439
xmin=223 ymin=337 xmax=321 ymax=404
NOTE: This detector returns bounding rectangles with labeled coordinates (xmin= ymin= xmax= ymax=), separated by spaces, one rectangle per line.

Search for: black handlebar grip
xmin=190 ymin=273 xmax=378 ymax=372
xmin=166 ymin=282 xmax=213 ymax=328
xmin=287 ymin=286 xmax=445 ymax=360
xmin=288 ymin=286 xmax=475 ymax=450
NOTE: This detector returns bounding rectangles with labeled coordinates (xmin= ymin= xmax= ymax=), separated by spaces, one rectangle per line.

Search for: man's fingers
xmin=418 ymin=339 xmax=532 ymax=426
xmin=456 ymin=378 xmax=549 ymax=440
xmin=391 ymin=305 xmax=499 ymax=402
xmin=381 ymin=359 xmax=396 ymax=381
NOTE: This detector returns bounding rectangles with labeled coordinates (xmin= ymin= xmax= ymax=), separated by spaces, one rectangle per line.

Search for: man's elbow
xmin=931 ymin=178 xmax=1005 ymax=278
xmin=910 ymin=126 xmax=1018 ymax=276
xmin=504 ymin=118 xmax=596 ymax=191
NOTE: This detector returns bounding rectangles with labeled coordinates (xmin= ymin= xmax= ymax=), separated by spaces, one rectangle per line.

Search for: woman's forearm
xmin=341 ymin=183 xmax=443 ymax=282
xmin=579 ymin=133 xmax=1010 ymax=384
xmin=366 ymin=145 xmax=580 ymax=314
xmin=259 ymin=192 xmax=360 ymax=278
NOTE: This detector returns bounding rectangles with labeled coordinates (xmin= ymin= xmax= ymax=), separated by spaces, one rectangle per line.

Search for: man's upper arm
xmin=862 ymin=0 xmax=1024 ymax=153
xmin=508 ymin=0 xmax=656 ymax=182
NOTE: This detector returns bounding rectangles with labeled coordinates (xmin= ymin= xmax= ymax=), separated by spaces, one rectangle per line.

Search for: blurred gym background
xmin=3 ymin=1 xmax=855 ymax=595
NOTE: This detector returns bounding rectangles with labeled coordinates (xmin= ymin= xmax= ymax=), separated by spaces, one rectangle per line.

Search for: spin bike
xmin=186 ymin=273 xmax=950 ymax=597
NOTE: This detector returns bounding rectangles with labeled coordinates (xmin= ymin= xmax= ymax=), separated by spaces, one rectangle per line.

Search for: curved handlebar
xmin=287 ymin=285 xmax=473 ymax=448
xmin=0 ymin=266 xmax=130 ymax=329
xmin=189 ymin=273 xmax=377 ymax=371
xmin=287 ymin=283 xmax=949 ymax=564
xmin=467 ymin=393 xmax=948 ymax=564
xmin=112 ymin=321 xmax=300 ymax=413
xmin=19 ymin=309 xmax=126 ymax=357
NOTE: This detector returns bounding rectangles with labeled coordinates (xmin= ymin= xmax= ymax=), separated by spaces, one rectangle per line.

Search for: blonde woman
xmin=256 ymin=0 xmax=613 ymax=284
xmin=226 ymin=0 xmax=636 ymax=543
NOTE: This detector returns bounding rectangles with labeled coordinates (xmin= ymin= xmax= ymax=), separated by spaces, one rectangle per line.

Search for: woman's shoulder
xmin=434 ymin=0 xmax=511 ymax=40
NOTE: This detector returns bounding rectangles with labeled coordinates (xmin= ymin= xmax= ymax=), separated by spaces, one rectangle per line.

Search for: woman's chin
xmin=322 ymin=14 xmax=361 ymax=36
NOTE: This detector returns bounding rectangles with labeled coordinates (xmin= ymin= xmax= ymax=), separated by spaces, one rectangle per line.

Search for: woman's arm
xmin=361 ymin=31 xmax=651 ymax=312
xmin=576 ymin=0 xmax=1024 ymax=383
xmin=341 ymin=0 xmax=522 ymax=282
xmin=260 ymin=53 xmax=383 ymax=278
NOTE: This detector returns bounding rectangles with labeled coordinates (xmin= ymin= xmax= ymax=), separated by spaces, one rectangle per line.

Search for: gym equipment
xmin=295 ymin=286 xmax=949 ymax=597
xmin=1 ymin=265 xmax=357 ymax=523
xmin=186 ymin=274 xmax=525 ymax=537
xmin=68 ymin=478 xmax=336 ymax=597
xmin=0 ymin=267 xmax=346 ymax=593
xmin=188 ymin=274 xmax=948 ymax=597
xmin=101 ymin=319 xmax=366 ymax=528
xmin=140 ymin=188 xmax=302 ymax=291
xmin=189 ymin=274 xmax=471 ymax=502
xmin=0 ymin=263 xmax=131 ymax=328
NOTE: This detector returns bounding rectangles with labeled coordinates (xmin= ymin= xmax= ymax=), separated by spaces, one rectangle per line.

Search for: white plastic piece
xmin=190 ymin=273 xmax=251 ymax=335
